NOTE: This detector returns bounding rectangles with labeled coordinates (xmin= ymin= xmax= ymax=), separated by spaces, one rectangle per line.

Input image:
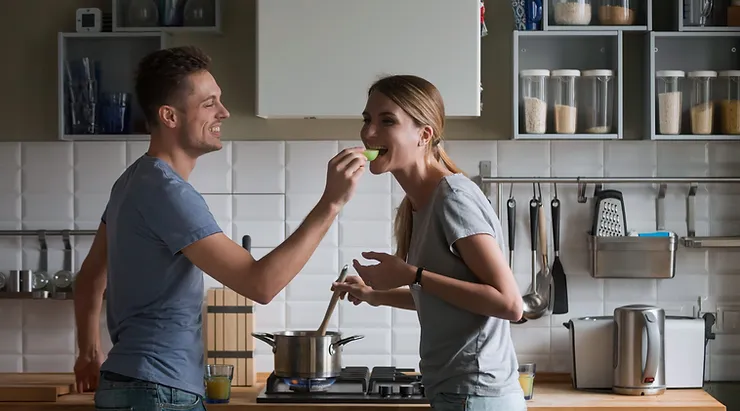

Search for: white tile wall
xmin=0 ymin=140 xmax=739 ymax=381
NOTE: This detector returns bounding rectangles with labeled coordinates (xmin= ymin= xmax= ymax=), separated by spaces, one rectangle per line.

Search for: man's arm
xmin=73 ymin=221 xmax=108 ymax=355
xmin=182 ymin=198 xmax=339 ymax=304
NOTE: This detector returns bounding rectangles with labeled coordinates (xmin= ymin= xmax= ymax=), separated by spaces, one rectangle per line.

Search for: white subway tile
xmin=550 ymin=141 xmax=604 ymax=176
xmin=656 ymin=141 xmax=708 ymax=177
xmin=340 ymin=194 xmax=392 ymax=221
xmin=125 ymin=141 xmax=149 ymax=166
xmin=604 ymin=141 xmax=656 ymax=177
xmin=0 ymin=195 xmax=21 ymax=230
xmin=285 ymin=221 xmax=337 ymax=248
xmin=233 ymin=141 xmax=285 ymax=194
xmin=0 ymin=355 xmax=22 ymax=372
xmin=23 ymin=330 xmax=75 ymax=355
xmin=73 ymin=194 xmax=108 ymax=230
xmin=0 ymin=330 xmax=22 ymax=355
xmin=341 ymin=355 xmax=392 ymax=368
xmin=604 ymin=279 xmax=658 ymax=302
xmin=285 ymin=141 xmax=338 ymax=194
xmin=23 ymin=354 xmax=74 ymax=373
xmin=22 ymin=300 xmax=74 ymax=330
xmin=339 ymin=221 xmax=392 ymax=248
xmin=0 ymin=238 xmax=22 ymax=272
xmin=392 ymin=328 xmax=420 ymax=356
xmin=73 ymin=141 xmax=126 ymax=194
xmin=233 ymin=221 xmax=284 ymax=248
xmin=21 ymin=143 xmax=73 ymax=195
xmin=442 ymin=141 xmax=497 ymax=178
xmin=511 ymin=327 xmax=550 ymax=355
xmin=286 ymin=301 xmax=338 ymax=330
xmin=339 ymin=301 xmax=392 ymax=328
xmin=189 ymin=142 xmax=232 ymax=194
xmin=21 ymin=194 xmax=74 ymax=230
xmin=496 ymin=141 xmax=550 ymax=177
xmin=286 ymin=274 xmax=335 ymax=301
xmin=337 ymin=328 xmax=391 ymax=355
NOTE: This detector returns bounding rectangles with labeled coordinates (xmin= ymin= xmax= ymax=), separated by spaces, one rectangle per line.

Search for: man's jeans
xmin=94 ymin=371 xmax=206 ymax=411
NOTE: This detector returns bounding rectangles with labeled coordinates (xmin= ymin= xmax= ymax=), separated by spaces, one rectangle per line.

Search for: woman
xmin=332 ymin=74 xmax=526 ymax=411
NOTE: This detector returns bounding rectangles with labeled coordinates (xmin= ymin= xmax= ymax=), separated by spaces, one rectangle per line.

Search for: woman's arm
xmin=371 ymin=288 xmax=416 ymax=310
xmin=412 ymin=232 xmax=522 ymax=321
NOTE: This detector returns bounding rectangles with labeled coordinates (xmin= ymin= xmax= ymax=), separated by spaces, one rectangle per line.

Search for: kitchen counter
xmin=0 ymin=373 xmax=725 ymax=411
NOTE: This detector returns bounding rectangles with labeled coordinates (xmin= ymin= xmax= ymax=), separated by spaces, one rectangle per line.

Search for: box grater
xmin=591 ymin=189 xmax=627 ymax=236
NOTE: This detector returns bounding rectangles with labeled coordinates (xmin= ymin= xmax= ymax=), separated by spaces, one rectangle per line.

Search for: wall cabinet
xmin=255 ymin=0 xmax=482 ymax=119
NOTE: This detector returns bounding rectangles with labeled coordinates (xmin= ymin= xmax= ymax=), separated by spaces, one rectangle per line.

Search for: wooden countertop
xmin=0 ymin=373 xmax=726 ymax=411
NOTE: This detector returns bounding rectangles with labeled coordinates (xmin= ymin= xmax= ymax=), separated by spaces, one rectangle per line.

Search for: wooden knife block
xmin=203 ymin=287 xmax=255 ymax=386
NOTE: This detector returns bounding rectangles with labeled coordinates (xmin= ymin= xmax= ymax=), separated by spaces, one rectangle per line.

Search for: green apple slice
xmin=363 ymin=149 xmax=380 ymax=161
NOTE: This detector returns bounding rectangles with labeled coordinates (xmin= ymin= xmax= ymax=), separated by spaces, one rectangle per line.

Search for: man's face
xmin=171 ymin=70 xmax=230 ymax=155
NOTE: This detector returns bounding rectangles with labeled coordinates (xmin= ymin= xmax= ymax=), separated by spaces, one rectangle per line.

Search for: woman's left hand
xmin=353 ymin=251 xmax=416 ymax=290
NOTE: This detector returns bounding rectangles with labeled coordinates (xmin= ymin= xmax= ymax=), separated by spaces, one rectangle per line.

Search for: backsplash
xmin=1 ymin=139 xmax=739 ymax=381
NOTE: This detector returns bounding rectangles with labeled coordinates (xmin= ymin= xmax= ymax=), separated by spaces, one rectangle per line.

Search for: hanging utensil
xmin=317 ymin=265 xmax=349 ymax=336
xmin=522 ymin=184 xmax=548 ymax=320
xmin=507 ymin=183 xmax=516 ymax=271
xmin=551 ymin=184 xmax=569 ymax=314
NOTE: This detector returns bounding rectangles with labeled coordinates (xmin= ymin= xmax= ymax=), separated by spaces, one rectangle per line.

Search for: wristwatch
xmin=413 ymin=266 xmax=424 ymax=286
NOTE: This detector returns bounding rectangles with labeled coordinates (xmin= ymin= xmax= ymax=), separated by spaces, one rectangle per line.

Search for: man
xmin=72 ymin=46 xmax=367 ymax=410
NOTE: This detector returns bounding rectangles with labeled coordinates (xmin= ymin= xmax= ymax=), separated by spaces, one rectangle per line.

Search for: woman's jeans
xmin=430 ymin=392 xmax=528 ymax=411
xmin=94 ymin=371 xmax=206 ymax=411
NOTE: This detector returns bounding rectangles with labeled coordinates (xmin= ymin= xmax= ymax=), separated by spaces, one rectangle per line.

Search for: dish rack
xmin=587 ymin=233 xmax=678 ymax=279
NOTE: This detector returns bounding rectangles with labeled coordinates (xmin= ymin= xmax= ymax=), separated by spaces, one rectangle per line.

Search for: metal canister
xmin=8 ymin=270 xmax=20 ymax=292
xmin=19 ymin=270 xmax=33 ymax=292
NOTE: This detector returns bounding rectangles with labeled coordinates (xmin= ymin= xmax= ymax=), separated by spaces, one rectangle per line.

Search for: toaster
xmin=565 ymin=315 xmax=710 ymax=390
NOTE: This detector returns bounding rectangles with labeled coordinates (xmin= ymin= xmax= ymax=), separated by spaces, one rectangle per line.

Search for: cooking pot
xmin=252 ymin=331 xmax=363 ymax=379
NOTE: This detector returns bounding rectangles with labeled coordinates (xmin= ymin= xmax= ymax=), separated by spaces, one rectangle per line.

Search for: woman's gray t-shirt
xmin=406 ymin=173 xmax=521 ymax=400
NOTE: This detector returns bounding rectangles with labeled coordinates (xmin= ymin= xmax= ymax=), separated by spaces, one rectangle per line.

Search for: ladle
xmin=317 ymin=264 xmax=349 ymax=336
xmin=521 ymin=186 xmax=549 ymax=319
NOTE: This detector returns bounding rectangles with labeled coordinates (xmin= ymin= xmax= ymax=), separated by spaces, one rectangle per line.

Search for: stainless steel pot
xmin=252 ymin=331 xmax=363 ymax=379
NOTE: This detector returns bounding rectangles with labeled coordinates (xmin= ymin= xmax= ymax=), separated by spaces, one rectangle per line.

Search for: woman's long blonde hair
xmin=367 ymin=75 xmax=464 ymax=261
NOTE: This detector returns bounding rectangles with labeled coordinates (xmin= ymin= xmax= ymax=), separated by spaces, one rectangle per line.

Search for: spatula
xmin=551 ymin=185 xmax=569 ymax=314
xmin=317 ymin=264 xmax=349 ymax=336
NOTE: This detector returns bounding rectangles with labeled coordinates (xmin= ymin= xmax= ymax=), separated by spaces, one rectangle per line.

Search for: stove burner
xmin=282 ymin=377 xmax=337 ymax=392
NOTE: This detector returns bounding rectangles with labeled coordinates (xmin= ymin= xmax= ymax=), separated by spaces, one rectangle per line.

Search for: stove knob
xmin=399 ymin=385 xmax=413 ymax=397
xmin=379 ymin=385 xmax=392 ymax=397
xmin=418 ymin=384 xmax=425 ymax=396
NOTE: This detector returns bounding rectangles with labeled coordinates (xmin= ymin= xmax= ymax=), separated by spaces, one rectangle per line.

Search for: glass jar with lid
xmin=655 ymin=70 xmax=685 ymax=135
xmin=581 ymin=69 xmax=614 ymax=134
xmin=598 ymin=0 xmax=637 ymax=25
xmin=552 ymin=69 xmax=580 ymax=134
xmin=687 ymin=71 xmax=717 ymax=135
xmin=718 ymin=71 xmax=740 ymax=135
xmin=552 ymin=0 xmax=592 ymax=25
xmin=520 ymin=70 xmax=550 ymax=134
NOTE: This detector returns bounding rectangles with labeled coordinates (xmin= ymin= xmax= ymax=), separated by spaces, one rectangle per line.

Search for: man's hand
xmin=320 ymin=147 xmax=367 ymax=209
xmin=73 ymin=347 xmax=105 ymax=393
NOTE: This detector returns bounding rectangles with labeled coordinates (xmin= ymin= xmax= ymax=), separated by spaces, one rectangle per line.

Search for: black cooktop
xmin=256 ymin=366 xmax=429 ymax=404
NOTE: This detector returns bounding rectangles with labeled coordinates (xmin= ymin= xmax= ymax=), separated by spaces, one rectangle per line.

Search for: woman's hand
xmin=332 ymin=275 xmax=377 ymax=306
xmin=352 ymin=251 xmax=416 ymax=291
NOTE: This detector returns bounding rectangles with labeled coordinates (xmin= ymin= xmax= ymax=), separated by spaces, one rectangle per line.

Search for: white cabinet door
xmin=256 ymin=0 xmax=481 ymax=119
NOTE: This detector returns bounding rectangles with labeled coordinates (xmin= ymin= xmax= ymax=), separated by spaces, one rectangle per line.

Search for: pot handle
xmin=329 ymin=335 xmax=364 ymax=355
xmin=252 ymin=332 xmax=276 ymax=351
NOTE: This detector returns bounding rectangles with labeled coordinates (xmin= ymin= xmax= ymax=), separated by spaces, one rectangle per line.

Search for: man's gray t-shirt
xmin=406 ymin=173 xmax=521 ymax=400
xmin=100 ymin=154 xmax=221 ymax=396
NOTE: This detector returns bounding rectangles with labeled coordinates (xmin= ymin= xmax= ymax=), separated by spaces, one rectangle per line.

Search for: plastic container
xmin=656 ymin=70 xmax=685 ymax=135
xmin=552 ymin=0 xmax=592 ymax=25
xmin=718 ymin=70 xmax=740 ymax=135
xmin=552 ymin=69 xmax=580 ymax=134
xmin=520 ymin=70 xmax=550 ymax=134
xmin=598 ymin=0 xmax=637 ymax=24
xmin=687 ymin=70 xmax=717 ymax=135
xmin=581 ymin=70 xmax=614 ymax=134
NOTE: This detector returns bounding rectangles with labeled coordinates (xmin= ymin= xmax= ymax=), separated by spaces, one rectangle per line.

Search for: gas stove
xmin=256 ymin=366 xmax=428 ymax=404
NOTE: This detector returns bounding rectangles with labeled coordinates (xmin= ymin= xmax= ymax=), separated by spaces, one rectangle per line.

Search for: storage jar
xmin=520 ymin=69 xmax=550 ymax=134
xmin=718 ymin=70 xmax=740 ymax=135
xmin=655 ymin=70 xmax=685 ymax=135
xmin=581 ymin=69 xmax=614 ymax=134
xmin=687 ymin=71 xmax=717 ymax=135
xmin=552 ymin=0 xmax=592 ymax=25
xmin=552 ymin=69 xmax=580 ymax=134
xmin=598 ymin=0 xmax=636 ymax=25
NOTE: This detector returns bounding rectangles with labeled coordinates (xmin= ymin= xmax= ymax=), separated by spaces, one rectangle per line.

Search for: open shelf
xmin=112 ymin=0 xmax=221 ymax=33
xmin=676 ymin=0 xmax=740 ymax=32
xmin=513 ymin=30 xmax=623 ymax=139
xmin=541 ymin=0 xmax=651 ymax=31
xmin=57 ymin=32 xmax=166 ymax=141
xmin=647 ymin=32 xmax=740 ymax=141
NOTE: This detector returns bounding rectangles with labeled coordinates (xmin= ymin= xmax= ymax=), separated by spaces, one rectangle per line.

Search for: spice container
xmin=552 ymin=69 xmax=580 ymax=134
xmin=520 ymin=69 xmax=550 ymax=134
xmin=688 ymin=71 xmax=717 ymax=135
xmin=552 ymin=0 xmax=592 ymax=25
xmin=656 ymin=70 xmax=685 ymax=135
xmin=598 ymin=0 xmax=636 ymax=25
xmin=719 ymin=70 xmax=740 ymax=135
xmin=581 ymin=69 xmax=614 ymax=134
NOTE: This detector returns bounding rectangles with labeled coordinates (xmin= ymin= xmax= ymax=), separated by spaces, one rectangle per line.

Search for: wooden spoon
xmin=317 ymin=264 xmax=349 ymax=336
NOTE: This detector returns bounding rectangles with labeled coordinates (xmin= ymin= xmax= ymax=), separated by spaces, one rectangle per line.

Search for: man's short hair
xmin=135 ymin=46 xmax=212 ymax=127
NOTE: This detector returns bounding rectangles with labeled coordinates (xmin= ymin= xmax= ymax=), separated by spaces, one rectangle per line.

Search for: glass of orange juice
xmin=518 ymin=363 xmax=536 ymax=400
xmin=205 ymin=364 xmax=234 ymax=404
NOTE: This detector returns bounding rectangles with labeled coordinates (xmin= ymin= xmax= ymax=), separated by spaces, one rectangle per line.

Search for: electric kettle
xmin=613 ymin=304 xmax=666 ymax=396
